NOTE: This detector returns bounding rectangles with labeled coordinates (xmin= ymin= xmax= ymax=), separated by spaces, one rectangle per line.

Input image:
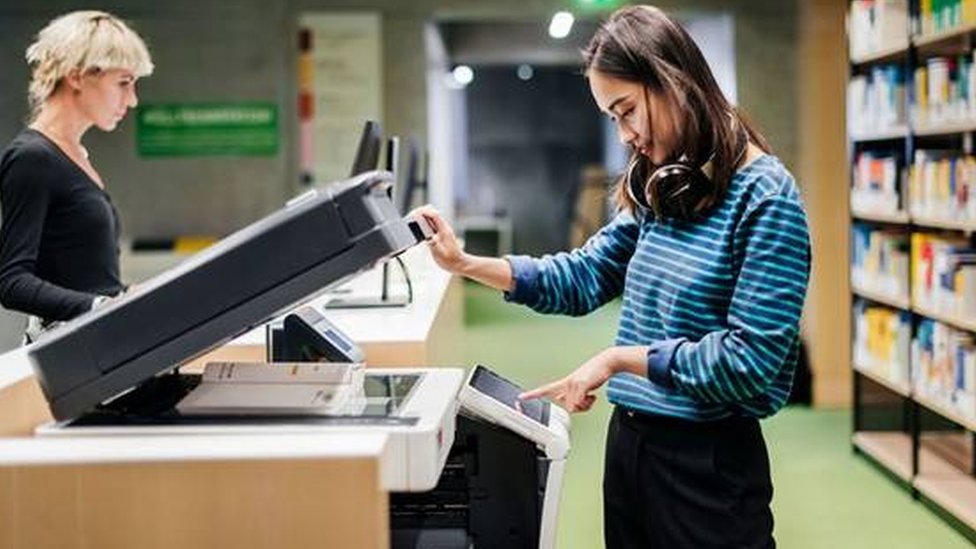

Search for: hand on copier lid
xmin=409 ymin=205 xmax=467 ymax=274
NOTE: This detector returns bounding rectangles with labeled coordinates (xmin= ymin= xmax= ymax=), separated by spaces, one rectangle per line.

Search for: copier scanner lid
xmin=29 ymin=171 xmax=419 ymax=421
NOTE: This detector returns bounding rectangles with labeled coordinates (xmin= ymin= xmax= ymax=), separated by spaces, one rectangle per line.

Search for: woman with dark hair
xmin=417 ymin=5 xmax=809 ymax=547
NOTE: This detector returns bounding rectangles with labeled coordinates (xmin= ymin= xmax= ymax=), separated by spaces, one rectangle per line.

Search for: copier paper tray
xmin=29 ymin=170 xmax=417 ymax=421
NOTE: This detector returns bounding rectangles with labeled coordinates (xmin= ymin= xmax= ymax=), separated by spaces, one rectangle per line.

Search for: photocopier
xmin=28 ymin=171 xmax=571 ymax=549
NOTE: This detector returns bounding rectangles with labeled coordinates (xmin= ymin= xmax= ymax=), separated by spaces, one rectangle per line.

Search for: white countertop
xmin=0 ymin=431 xmax=389 ymax=465
xmin=0 ymin=346 xmax=34 ymax=392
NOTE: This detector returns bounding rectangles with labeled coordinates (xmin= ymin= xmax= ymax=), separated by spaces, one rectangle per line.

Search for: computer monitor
xmin=324 ymin=135 xmax=411 ymax=310
xmin=399 ymin=137 xmax=423 ymax=215
xmin=350 ymin=120 xmax=383 ymax=177
xmin=385 ymin=136 xmax=400 ymax=201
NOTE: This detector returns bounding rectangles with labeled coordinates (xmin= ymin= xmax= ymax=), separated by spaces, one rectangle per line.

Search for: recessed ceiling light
xmin=549 ymin=11 xmax=574 ymax=39
xmin=452 ymin=65 xmax=474 ymax=87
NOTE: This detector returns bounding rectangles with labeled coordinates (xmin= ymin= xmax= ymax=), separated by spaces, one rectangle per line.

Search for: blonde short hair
xmin=25 ymin=11 xmax=154 ymax=120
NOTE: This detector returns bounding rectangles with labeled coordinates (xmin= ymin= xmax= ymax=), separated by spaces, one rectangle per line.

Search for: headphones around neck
xmin=625 ymin=153 xmax=716 ymax=221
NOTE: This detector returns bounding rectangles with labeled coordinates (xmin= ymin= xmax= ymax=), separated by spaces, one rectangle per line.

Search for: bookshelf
xmin=852 ymin=208 xmax=912 ymax=224
xmin=912 ymin=119 xmax=976 ymax=136
xmin=850 ymin=125 xmax=910 ymax=142
xmin=913 ymin=21 xmax=976 ymax=48
xmin=910 ymin=214 xmax=976 ymax=232
xmin=853 ymin=431 xmax=914 ymax=481
xmin=848 ymin=0 xmax=976 ymax=540
xmin=854 ymin=360 xmax=913 ymax=396
xmin=851 ymin=41 xmax=910 ymax=65
xmin=912 ymin=302 xmax=976 ymax=332
xmin=852 ymin=282 xmax=911 ymax=310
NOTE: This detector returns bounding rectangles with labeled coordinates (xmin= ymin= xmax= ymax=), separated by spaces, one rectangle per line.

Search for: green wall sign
xmin=573 ymin=0 xmax=622 ymax=12
xmin=137 ymin=102 xmax=278 ymax=157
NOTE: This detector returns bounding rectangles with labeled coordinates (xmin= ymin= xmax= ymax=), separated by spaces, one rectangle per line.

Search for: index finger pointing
xmin=519 ymin=379 xmax=564 ymax=401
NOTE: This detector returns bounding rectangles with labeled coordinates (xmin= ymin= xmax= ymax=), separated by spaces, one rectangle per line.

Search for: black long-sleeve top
xmin=0 ymin=129 xmax=123 ymax=322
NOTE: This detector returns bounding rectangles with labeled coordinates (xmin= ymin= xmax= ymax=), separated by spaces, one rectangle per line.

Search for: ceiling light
xmin=452 ymin=65 xmax=474 ymax=87
xmin=549 ymin=11 xmax=574 ymax=39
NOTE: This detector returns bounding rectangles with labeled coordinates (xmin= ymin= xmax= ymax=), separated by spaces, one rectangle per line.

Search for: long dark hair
xmin=583 ymin=5 xmax=771 ymax=215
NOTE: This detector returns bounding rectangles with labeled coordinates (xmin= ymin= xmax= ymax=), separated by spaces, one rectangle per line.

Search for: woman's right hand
xmin=410 ymin=206 xmax=468 ymax=275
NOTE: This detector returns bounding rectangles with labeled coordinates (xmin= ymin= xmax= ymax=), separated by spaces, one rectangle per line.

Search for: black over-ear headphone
xmin=625 ymin=154 xmax=716 ymax=220
xmin=599 ymin=16 xmax=717 ymax=221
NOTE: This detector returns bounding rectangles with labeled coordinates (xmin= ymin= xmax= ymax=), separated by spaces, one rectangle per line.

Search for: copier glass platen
xmin=36 ymin=367 xmax=463 ymax=492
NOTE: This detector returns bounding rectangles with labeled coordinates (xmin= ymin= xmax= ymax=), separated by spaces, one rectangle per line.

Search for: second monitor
xmin=326 ymin=131 xmax=412 ymax=309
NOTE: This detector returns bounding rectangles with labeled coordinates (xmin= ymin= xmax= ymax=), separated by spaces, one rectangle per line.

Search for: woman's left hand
xmin=519 ymin=348 xmax=620 ymax=413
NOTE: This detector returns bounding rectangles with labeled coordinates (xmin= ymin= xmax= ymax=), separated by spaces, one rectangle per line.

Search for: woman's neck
xmin=738 ymin=142 xmax=766 ymax=170
xmin=30 ymin=97 xmax=91 ymax=148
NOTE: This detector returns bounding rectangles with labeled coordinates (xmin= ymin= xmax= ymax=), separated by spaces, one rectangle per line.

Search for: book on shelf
xmin=849 ymin=0 xmax=908 ymax=58
xmin=911 ymin=51 xmax=976 ymax=128
xmin=852 ymin=152 xmax=904 ymax=214
xmin=176 ymin=361 xmax=366 ymax=415
xmin=911 ymin=232 xmax=976 ymax=317
xmin=914 ymin=0 xmax=976 ymax=37
xmin=908 ymin=149 xmax=976 ymax=221
xmin=848 ymin=63 xmax=906 ymax=136
xmin=852 ymin=223 xmax=910 ymax=298
xmin=913 ymin=318 xmax=976 ymax=419
xmin=854 ymin=300 xmax=912 ymax=386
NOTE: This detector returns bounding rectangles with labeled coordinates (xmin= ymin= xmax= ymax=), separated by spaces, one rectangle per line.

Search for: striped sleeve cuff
xmin=647 ymin=339 xmax=683 ymax=387
xmin=503 ymin=255 xmax=540 ymax=304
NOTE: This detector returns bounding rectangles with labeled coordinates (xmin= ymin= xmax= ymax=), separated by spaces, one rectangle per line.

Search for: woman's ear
xmin=63 ymin=69 xmax=84 ymax=93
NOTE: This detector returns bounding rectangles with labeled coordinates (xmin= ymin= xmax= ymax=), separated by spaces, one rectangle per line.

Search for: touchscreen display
xmin=469 ymin=365 xmax=548 ymax=425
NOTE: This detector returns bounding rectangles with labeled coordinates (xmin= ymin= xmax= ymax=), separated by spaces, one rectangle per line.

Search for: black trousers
xmin=603 ymin=407 xmax=775 ymax=549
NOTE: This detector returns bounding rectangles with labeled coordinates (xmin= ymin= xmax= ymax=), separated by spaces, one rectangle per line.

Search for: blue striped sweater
xmin=506 ymin=154 xmax=811 ymax=420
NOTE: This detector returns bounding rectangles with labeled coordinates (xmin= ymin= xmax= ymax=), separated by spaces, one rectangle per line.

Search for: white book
xmin=176 ymin=362 xmax=365 ymax=416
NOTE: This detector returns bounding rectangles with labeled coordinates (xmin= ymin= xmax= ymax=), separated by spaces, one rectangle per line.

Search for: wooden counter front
xmin=0 ymin=434 xmax=390 ymax=549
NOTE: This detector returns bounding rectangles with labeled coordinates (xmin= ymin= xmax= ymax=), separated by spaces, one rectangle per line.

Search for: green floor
xmin=459 ymin=282 xmax=973 ymax=549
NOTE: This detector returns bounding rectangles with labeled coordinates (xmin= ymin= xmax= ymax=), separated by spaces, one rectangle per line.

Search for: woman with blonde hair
xmin=0 ymin=11 xmax=153 ymax=340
